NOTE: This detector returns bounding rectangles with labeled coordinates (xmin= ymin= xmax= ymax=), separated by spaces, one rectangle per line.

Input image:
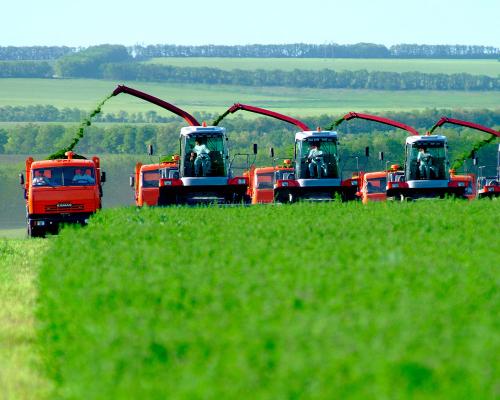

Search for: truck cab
xmin=132 ymin=161 xmax=178 ymax=206
xmin=361 ymin=171 xmax=387 ymax=204
xmin=22 ymin=151 xmax=104 ymax=237
xmin=247 ymin=165 xmax=295 ymax=204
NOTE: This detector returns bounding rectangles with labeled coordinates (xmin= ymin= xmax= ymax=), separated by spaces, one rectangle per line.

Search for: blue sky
xmin=2 ymin=0 xmax=499 ymax=47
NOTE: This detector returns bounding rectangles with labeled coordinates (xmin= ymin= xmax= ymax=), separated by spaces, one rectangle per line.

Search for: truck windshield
xmin=297 ymin=138 xmax=339 ymax=179
xmin=32 ymin=167 xmax=95 ymax=187
xmin=256 ymin=172 xmax=274 ymax=189
xmin=183 ymin=135 xmax=226 ymax=177
xmin=142 ymin=170 xmax=159 ymax=188
xmin=366 ymin=177 xmax=386 ymax=193
xmin=407 ymin=141 xmax=447 ymax=181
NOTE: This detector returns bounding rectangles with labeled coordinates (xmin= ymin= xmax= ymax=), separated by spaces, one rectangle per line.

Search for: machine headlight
xmin=36 ymin=221 xmax=46 ymax=226
xmin=392 ymin=183 xmax=399 ymax=188
xmin=488 ymin=187 xmax=494 ymax=192
xmin=282 ymin=181 xmax=289 ymax=187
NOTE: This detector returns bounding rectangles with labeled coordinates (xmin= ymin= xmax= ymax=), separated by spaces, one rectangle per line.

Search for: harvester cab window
xmin=32 ymin=167 xmax=96 ymax=187
xmin=182 ymin=134 xmax=226 ymax=177
xmin=276 ymin=170 xmax=295 ymax=181
xmin=296 ymin=138 xmax=339 ymax=179
xmin=142 ymin=170 xmax=160 ymax=188
xmin=406 ymin=141 xmax=448 ymax=181
xmin=366 ymin=177 xmax=387 ymax=193
xmin=160 ymin=168 xmax=179 ymax=180
xmin=256 ymin=172 xmax=275 ymax=189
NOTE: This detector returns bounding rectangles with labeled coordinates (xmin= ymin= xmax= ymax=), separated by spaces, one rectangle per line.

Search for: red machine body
xmin=113 ymin=86 xmax=250 ymax=205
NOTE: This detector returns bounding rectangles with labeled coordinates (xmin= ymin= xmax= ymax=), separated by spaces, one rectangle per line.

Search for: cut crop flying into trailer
xmin=112 ymin=85 xmax=252 ymax=205
xmin=214 ymin=103 xmax=358 ymax=202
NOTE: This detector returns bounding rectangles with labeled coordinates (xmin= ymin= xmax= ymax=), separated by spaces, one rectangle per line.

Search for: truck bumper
xmin=158 ymin=184 xmax=249 ymax=205
xmin=27 ymin=212 xmax=94 ymax=237
xmin=275 ymin=186 xmax=357 ymax=203
xmin=387 ymin=186 xmax=466 ymax=200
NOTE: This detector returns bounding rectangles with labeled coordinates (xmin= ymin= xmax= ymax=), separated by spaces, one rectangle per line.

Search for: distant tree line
xmin=0 ymin=61 xmax=53 ymax=78
xmin=1 ymin=43 xmax=498 ymax=60
xmin=130 ymin=43 xmax=500 ymax=59
xmin=0 ymin=46 xmax=74 ymax=60
xmin=101 ymin=63 xmax=499 ymax=91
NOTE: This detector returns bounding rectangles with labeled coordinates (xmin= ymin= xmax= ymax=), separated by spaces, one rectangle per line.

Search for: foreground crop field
xmin=1 ymin=79 xmax=500 ymax=116
xmin=38 ymin=201 xmax=499 ymax=399
xmin=145 ymin=57 xmax=500 ymax=77
xmin=0 ymin=239 xmax=51 ymax=399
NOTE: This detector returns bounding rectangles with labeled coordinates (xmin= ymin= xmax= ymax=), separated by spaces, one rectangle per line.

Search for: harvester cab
xmin=112 ymin=85 xmax=249 ymax=205
xmin=428 ymin=117 xmax=499 ymax=199
xmin=395 ymin=134 xmax=456 ymax=198
xmin=213 ymin=103 xmax=355 ymax=202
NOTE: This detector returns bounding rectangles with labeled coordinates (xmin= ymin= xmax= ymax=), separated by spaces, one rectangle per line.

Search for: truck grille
xmin=45 ymin=204 xmax=85 ymax=212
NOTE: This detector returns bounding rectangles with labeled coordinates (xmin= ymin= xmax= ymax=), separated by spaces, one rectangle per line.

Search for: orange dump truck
xmin=246 ymin=162 xmax=295 ymax=204
xmin=450 ymin=171 xmax=476 ymax=200
xmin=360 ymin=171 xmax=387 ymax=204
xmin=20 ymin=151 xmax=105 ymax=237
xmin=131 ymin=161 xmax=179 ymax=206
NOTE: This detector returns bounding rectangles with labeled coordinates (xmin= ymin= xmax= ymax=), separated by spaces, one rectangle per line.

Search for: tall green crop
xmin=38 ymin=201 xmax=500 ymax=399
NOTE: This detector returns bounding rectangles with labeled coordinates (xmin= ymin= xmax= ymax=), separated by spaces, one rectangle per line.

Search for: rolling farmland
xmin=0 ymin=79 xmax=499 ymax=117
xmin=37 ymin=202 xmax=500 ymax=399
xmin=145 ymin=57 xmax=500 ymax=77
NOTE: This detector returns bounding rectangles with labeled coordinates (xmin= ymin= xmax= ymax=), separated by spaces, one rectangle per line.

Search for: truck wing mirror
xmin=365 ymin=146 xmax=370 ymax=157
xmin=101 ymin=171 xmax=106 ymax=183
xmin=129 ymin=175 xmax=135 ymax=188
xmin=147 ymin=144 xmax=154 ymax=156
xmin=269 ymin=147 xmax=275 ymax=158
xmin=379 ymin=151 xmax=384 ymax=161
xmin=253 ymin=143 xmax=258 ymax=155
xmin=19 ymin=173 xmax=25 ymax=185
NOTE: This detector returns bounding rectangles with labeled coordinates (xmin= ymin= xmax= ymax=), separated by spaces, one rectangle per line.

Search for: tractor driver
xmin=190 ymin=138 xmax=211 ymax=177
xmin=307 ymin=142 xmax=325 ymax=178
xmin=417 ymin=147 xmax=434 ymax=179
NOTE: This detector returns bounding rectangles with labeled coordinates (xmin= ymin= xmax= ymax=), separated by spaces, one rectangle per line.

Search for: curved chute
xmin=429 ymin=117 xmax=500 ymax=170
xmin=212 ymin=103 xmax=310 ymax=131
xmin=428 ymin=117 xmax=500 ymax=137
xmin=112 ymin=85 xmax=200 ymax=126
xmin=328 ymin=111 xmax=419 ymax=136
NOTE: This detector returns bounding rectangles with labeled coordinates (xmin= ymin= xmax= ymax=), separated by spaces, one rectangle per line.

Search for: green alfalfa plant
xmin=47 ymin=92 xmax=114 ymax=160
xmin=452 ymin=135 xmax=498 ymax=170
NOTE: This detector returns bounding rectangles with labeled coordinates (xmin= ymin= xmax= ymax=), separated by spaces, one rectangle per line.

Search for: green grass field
xmin=1 ymin=78 xmax=499 ymax=116
xmin=38 ymin=201 xmax=500 ymax=399
xmin=0 ymin=238 xmax=51 ymax=399
xmin=145 ymin=57 xmax=500 ymax=77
